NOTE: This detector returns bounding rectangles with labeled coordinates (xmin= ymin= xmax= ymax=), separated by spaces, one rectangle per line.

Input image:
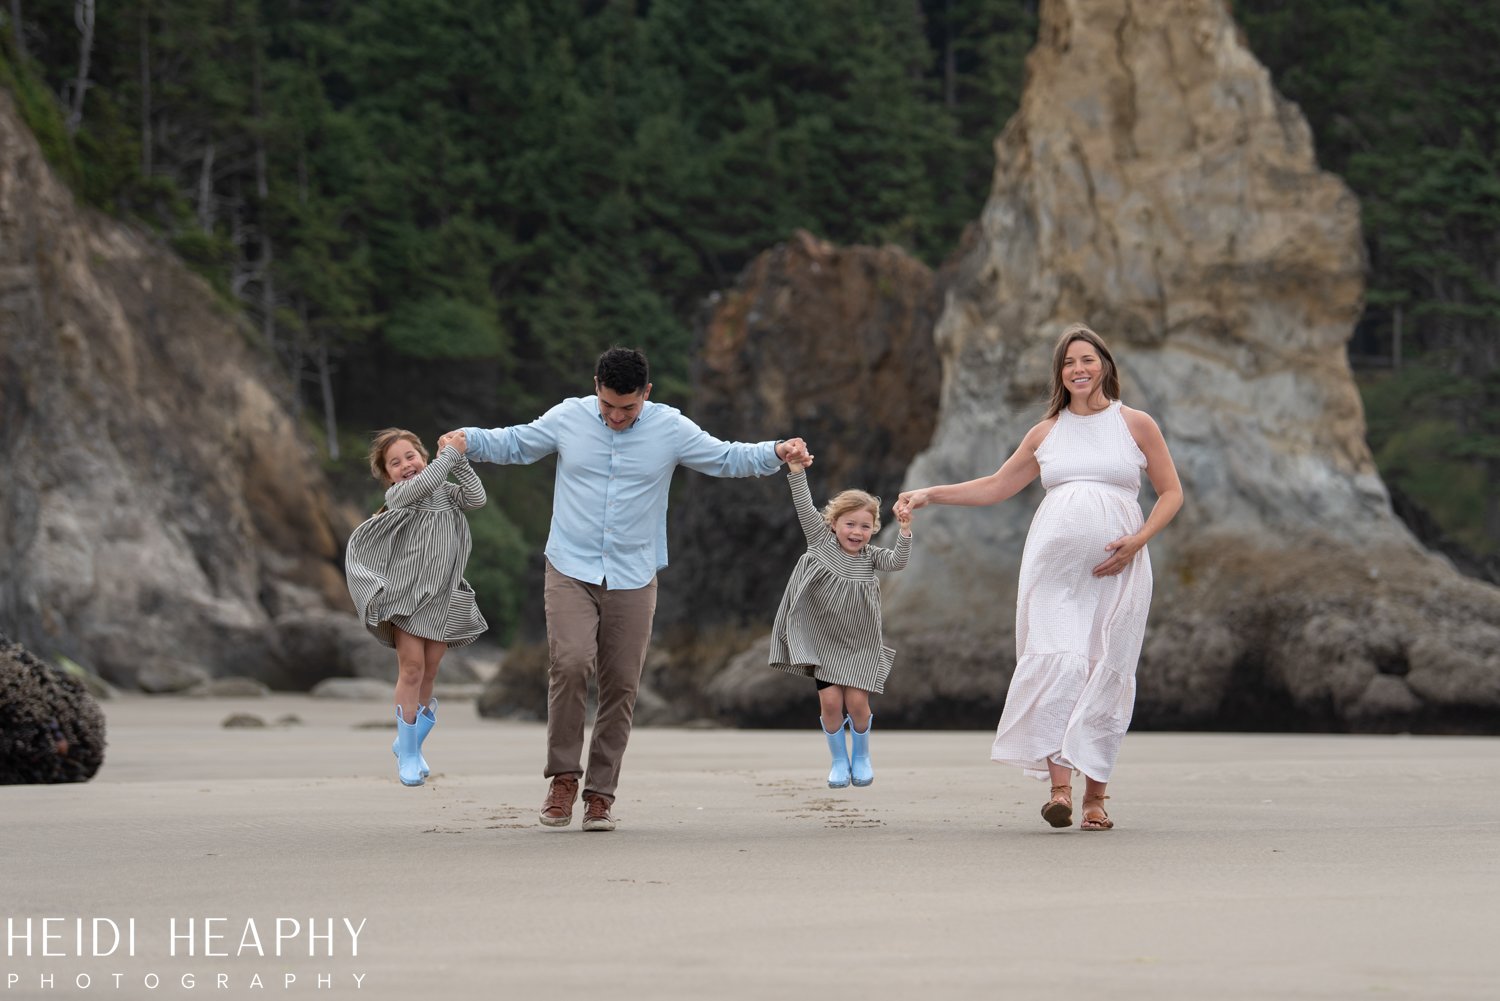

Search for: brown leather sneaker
xmin=581 ymin=792 xmax=616 ymax=832
xmin=539 ymin=773 xmax=580 ymax=827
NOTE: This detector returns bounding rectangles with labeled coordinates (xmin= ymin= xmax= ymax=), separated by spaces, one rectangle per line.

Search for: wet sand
xmin=3 ymin=695 xmax=1498 ymax=999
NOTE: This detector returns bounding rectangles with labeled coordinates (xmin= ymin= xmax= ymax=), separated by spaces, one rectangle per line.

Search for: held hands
xmin=437 ymin=430 xmax=468 ymax=455
xmin=1092 ymin=534 xmax=1143 ymax=577
xmin=779 ymin=438 xmax=814 ymax=471
xmin=893 ymin=488 xmax=929 ymax=520
xmin=894 ymin=500 xmax=913 ymax=535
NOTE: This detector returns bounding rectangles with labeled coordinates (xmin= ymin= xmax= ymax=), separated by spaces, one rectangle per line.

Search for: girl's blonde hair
xmin=368 ymin=428 xmax=428 ymax=486
xmin=1045 ymin=323 xmax=1121 ymax=419
xmin=822 ymin=489 xmax=881 ymax=533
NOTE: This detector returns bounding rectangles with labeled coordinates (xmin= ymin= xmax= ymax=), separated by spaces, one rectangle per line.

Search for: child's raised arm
xmin=452 ymin=455 xmax=487 ymax=511
xmin=437 ymin=431 xmax=487 ymax=510
xmin=787 ymin=467 xmax=828 ymax=548
xmin=870 ymin=530 xmax=911 ymax=572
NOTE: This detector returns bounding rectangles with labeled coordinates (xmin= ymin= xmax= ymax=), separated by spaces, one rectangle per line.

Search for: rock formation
xmin=0 ymin=90 xmax=363 ymax=690
xmin=866 ymin=0 xmax=1500 ymax=731
xmin=0 ymin=631 xmax=105 ymax=784
xmin=658 ymin=230 xmax=944 ymax=632
xmin=633 ymin=231 xmax=945 ymax=722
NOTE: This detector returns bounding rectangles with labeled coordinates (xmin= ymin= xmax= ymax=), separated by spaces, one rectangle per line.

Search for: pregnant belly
xmin=1029 ymin=483 xmax=1144 ymax=565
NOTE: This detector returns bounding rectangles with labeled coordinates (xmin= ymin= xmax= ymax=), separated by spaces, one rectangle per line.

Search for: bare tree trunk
xmin=229 ymin=188 xmax=251 ymax=297
xmin=66 ymin=0 xmax=95 ymax=135
xmin=1392 ymin=303 xmax=1403 ymax=372
xmin=9 ymin=0 xmax=26 ymax=61
xmin=251 ymin=37 xmax=275 ymax=352
xmin=943 ymin=0 xmax=957 ymax=108
xmin=289 ymin=295 xmax=308 ymax=410
xmin=197 ymin=141 xmax=216 ymax=232
xmin=317 ymin=326 xmax=339 ymax=461
xmin=262 ymin=236 xmax=276 ymax=354
xmin=139 ymin=2 xmax=151 ymax=177
xmin=253 ymin=43 xmax=268 ymax=201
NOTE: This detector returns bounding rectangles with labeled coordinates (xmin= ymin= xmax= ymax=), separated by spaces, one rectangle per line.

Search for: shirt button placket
xmin=604 ymin=442 xmax=617 ymax=567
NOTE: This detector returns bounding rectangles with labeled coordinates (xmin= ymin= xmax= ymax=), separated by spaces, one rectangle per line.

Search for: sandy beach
xmin=3 ymin=695 xmax=1498 ymax=1000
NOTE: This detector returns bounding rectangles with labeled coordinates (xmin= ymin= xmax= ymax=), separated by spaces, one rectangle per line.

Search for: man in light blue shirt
xmin=455 ymin=347 xmax=805 ymax=832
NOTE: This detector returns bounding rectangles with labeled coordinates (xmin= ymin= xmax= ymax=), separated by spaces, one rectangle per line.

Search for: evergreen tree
xmin=2 ymin=0 xmax=1052 ymax=635
xmin=1238 ymin=0 xmax=1500 ymax=554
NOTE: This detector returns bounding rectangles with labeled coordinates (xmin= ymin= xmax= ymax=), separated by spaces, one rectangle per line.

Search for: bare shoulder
xmin=1119 ymin=405 xmax=1165 ymax=443
xmin=1023 ymin=417 xmax=1058 ymax=447
xmin=1128 ymin=405 xmax=1158 ymax=432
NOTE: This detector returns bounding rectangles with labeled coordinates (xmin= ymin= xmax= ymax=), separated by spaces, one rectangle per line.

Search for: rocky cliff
xmin=591 ymin=231 xmax=947 ymax=723
xmin=657 ymin=230 xmax=944 ymax=633
xmin=876 ymin=0 xmax=1500 ymax=731
xmin=709 ymin=0 xmax=1500 ymax=731
xmin=0 ymin=89 xmax=367 ymax=690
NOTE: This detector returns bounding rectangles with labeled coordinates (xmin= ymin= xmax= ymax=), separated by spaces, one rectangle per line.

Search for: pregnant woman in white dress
xmin=896 ymin=323 xmax=1182 ymax=831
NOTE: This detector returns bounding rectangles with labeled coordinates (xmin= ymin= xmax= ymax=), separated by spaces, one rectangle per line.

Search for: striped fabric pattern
xmin=344 ymin=445 xmax=489 ymax=649
xmin=768 ymin=469 xmax=910 ymax=694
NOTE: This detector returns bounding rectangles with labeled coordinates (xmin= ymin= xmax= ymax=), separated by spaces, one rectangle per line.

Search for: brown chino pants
xmin=542 ymin=560 xmax=658 ymax=800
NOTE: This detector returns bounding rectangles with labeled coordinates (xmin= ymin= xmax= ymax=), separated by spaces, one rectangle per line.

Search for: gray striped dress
xmin=344 ymin=445 xmax=488 ymax=648
xmin=768 ymin=469 xmax=911 ymax=693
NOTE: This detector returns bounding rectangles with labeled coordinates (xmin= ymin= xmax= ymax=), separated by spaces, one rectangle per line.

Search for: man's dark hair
xmin=595 ymin=347 xmax=650 ymax=395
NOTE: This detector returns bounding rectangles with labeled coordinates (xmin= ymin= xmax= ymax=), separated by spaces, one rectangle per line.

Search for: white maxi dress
xmin=991 ymin=401 xmax=1151 ymax=783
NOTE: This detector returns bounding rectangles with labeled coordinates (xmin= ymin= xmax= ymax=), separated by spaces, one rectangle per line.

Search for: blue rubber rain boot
xmin=414 ymin=699 xmax=437 ymax=778
xmin=823 ymin=718 xmax=851 ymax=789
xmin=392 ymin=699 xmax=435 ymax=778
xmin=394 ymin=707 xmax=425 ymax=787
xmin=849 ymin=714 xmax=874 ymax=787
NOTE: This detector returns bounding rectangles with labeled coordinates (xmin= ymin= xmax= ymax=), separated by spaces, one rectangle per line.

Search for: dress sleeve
xmin=787 ymin=469 xmax=828 ymax=548
xmin=384 ymin=446 xmax=460 ymax=509
xmin=452 ymin=456 xmax=487 ymax=510
xmin=870 ymin=531 xmax=911 ymax=572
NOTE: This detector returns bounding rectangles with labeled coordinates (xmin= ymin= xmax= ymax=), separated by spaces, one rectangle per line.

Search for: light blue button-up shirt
xmin=464 ymin=397 xmax=783 ymax=589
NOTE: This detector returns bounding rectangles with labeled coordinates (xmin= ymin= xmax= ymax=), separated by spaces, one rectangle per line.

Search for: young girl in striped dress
xmin=344 ymin=428 xmax=487 ymax=786
xmin=769 ymin=444 xmax=913 ymax=788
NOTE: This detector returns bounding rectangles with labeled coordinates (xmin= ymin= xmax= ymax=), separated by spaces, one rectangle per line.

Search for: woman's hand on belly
xmin=1092 ymin=533 xmax=1144 ymax=577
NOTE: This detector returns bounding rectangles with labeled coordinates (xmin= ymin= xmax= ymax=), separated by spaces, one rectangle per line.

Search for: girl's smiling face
xmin=833 ymin=507 xmax=877 ymax=554
xmin=383 ymin=438 xmax=427 ymax=483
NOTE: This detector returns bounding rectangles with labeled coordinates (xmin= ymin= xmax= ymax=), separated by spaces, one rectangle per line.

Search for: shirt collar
xmin=594 ymin=397 xmax=647 ymax=431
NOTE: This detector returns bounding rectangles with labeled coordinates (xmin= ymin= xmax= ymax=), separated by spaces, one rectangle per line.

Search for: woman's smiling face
xmin=1061 ymin=339 xmax=1105 ymax=404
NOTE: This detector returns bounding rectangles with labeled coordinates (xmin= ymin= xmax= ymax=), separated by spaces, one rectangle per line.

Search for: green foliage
xmin=1361 ymin=362 xmax=1497 ymax=554
xmin=16 ymin=0 xmax=1498 ymax=563
xmin=384 ymin=296 xmax=507 ymax=360
xmin=1238 ymin=1 xmax=1500 ymax=346
xmin=1238 ymin=0 xmax=1500 ymax=553
xmin=6 ymin=0 xmax=1042 ymax=613
xmin=0 ymin=42 xmax=84 ymax=190
xmin=325 ymin=425 xmax=382 ymax=487
xmin=71 ymin=89 xmax=142 ymax=211
xmin=463 ymin=494 xmax=530 ymax=644
xmin=170 ymin=230 xmax=235 ymax=283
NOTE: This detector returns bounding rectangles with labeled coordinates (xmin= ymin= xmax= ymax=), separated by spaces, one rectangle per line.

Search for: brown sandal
xmin=1041 ymin=785 xmax=1073 ymax=828
xmin=1080 ymin=794 xmax=1113 ymax=831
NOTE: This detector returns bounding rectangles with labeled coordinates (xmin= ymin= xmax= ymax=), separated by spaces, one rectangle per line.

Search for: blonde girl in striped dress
xmin=345 ymin=428 xmax=488 ymax=787
xmin=769 ymin=443 xmax=913 ymax=788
